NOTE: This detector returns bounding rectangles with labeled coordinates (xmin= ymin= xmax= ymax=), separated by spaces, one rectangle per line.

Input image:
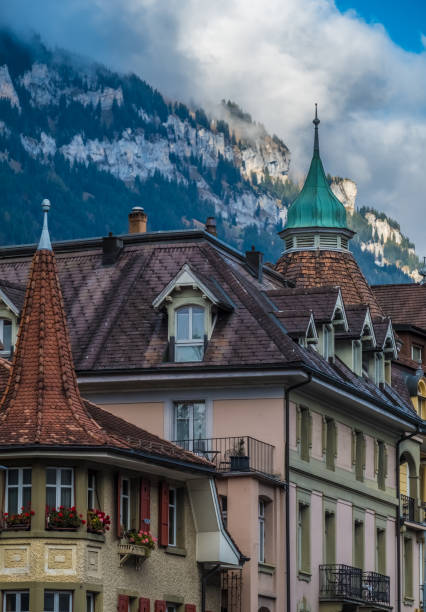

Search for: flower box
xmin=230 ymin=455 xmax=250 ymax=471
xmin=46 ymin=506 xmax=85 ymax=531
xmin=118 ymin=542 xmax=148 ymax=567
xmin=87 ymin=509 xmax=111 ymax=534
xmin=3 ymin=522 xmax=31 ymax=531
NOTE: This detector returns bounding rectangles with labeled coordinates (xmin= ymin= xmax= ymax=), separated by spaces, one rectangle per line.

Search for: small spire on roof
xmin=38 ymin=199 xmax=52 ymax=251
xmin=313 ymin=103 xmax=320 ymax=155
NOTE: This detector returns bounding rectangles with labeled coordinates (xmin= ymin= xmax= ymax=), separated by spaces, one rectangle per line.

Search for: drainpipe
xmin=396 ymin=428 xmax=420 ymax=612
xmin=285 ymin=373 xmax=312 ymax=612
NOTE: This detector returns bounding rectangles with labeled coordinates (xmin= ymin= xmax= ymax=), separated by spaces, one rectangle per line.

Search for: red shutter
xmin=116 ymin=473 xmax=123 ymax=539
xmin=185 ymin=605 xmax=196 ymax=612
xmin=140 ymin=478 xmax=151 ymax=533
xmin=154 ymin=602 xmax=166 ymax=612
xmin=118 ymin=595 xmax=129 ymax=612
xmin=139 ymin=598 xmax=150 ymax=612
xmin=158 ymin=481 xmax=169 ymax=546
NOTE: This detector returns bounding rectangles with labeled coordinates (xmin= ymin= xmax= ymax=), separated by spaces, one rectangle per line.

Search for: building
xmin=0 ymin=113 xmax=423 ymax=611
xmin=0 ymin=202 xmax=241 ymax=612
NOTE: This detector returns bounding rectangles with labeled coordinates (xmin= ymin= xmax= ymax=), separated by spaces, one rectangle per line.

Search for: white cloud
xmin=3 ymin=0 xmax=426 ymax=251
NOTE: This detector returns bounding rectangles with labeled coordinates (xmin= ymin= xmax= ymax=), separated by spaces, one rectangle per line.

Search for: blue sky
xmin=336 ymin=0 xmax=426 ymax=52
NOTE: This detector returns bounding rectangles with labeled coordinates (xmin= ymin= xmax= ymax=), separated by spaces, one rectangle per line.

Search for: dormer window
xmin=175 ymin=306 xmax=205 ymax=362
xmin=0 ymin=318 xmax=12 ymax=354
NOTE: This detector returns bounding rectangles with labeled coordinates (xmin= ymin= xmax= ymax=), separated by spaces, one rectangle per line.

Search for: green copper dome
xmin=286 ymin=108 xmax=347 ymax=230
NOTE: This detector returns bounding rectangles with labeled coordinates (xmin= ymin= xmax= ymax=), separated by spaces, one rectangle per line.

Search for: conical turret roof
xmin=0 ymin=201 xmax=108 ymax=445
xmin=286 ymin=106 xmax=347 ymax=229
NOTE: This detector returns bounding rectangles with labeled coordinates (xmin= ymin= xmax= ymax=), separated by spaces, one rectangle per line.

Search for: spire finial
xmin=313 ymin=103 xmax=320 ymax=155
xmin=38 ymin=198 xmax=52 ymax=251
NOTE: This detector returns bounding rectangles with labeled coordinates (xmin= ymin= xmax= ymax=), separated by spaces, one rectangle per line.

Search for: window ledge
xmin=0 ymin=530 xmax=105 ymax=542
xmin=258 ymin=562 xmax=275 ymax=575
xmin=297 ymin=570 xmax=311 ymax=583
xmin=165 ymin=546 xmax=187 ymax=557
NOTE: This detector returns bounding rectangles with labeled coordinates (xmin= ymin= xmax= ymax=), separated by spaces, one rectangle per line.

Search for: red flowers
xmin=87 ymin=509 xmax=111 ymax=533
xmin=2 ymin=506 xmax=34 ymax=529
xmin=46 ymin=506 xmax=84 ymax=530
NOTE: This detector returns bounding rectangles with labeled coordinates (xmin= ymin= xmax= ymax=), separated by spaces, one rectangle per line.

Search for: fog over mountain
xmin=2 ymin=0 xmax=426 ymax=254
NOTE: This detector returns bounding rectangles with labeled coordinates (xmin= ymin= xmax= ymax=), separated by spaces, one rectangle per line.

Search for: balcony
xmin=400 ymin=494 xmax=416 ymax=522
xmin=173 ymin=436 xmax=275 ymax=477
xmin=319 ymin=564 xmax=390 ymax=608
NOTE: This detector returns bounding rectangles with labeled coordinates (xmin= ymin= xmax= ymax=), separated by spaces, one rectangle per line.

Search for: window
xmin=173 ymin=401 xmax=206 ymax=448
xmin=87 ymin=472 xmax=96 ymax=510
xmin=376 ymin=528 xmax=386 ymax=574
xmin=354 ymin=520 xmax=364 ymax=569
xmin=3 ymin=592 xmax=30 ymax=612
xmin=324 ymin=511 xmax=335 ymax=564
xmin=354 ymin=431 xmax=365 ymax=482
xmin=412 ymin=344 xmax=422 ymax=363
xmin=323 ymin=324 xmax=333 ymax=361
xmin=175 ymin=306 xmax=205 ymax=362
xmin=0 ymin=319 xmax=12 ymax=354
xmin=353 ymin=340 xmax=362 ymax=376
xmin=168 ymin=488 xmax=177 ymax=546
xmin=86 ymin=593 xmax=95 ymax=612
xmin=325 ymin=419 xmax=336 ymax=471
xmin=259 ymin=499 xmax=265 ymax=563
xmin=120 ymin=478 xmax=131 ymax=531
xmin=297 ymin=502 xmax=310 ymax=573
xmin=46 ymin=468 xmax=73 ymax=509
xmin=377 ymin=441 xmax=387 ymax=490
xmin=374 ymin=353 xmax=384 ymax=385
xmin=300 ymin=407 xmax=311 ymax=462
xmin=5 ymin=468 xmax=31 ymax=514
xmin=43 ymin=592 xmax=72 ymax=612
xmin=166 ymin=606 xmax=177 ymax=612
xmin=404 ymin=537 xmax=413 ymax=598
xmin=219 ymin=495 xmax=228 ymax=529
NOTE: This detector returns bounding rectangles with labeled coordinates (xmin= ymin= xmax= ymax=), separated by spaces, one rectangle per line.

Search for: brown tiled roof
xmin=273 ymin=310 xmax=313 ymax=336
xmin=372 ymin=284 xmax=426 ymax=329
xmin=0 ymin=243 xmax=212 ymax=468
xmin=274 ymin=250 xmax=383 ymax=317
xmin=0 ymin=231 xmax=418 ymax=424
xmin=266 ymin=286 xmax=340 ymax=323
xmin=0 ymin=280 xmax=26 ymax=312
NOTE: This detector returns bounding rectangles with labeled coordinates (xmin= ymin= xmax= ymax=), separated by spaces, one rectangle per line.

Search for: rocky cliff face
xmin=330 ymin=177 xmax=356 ymax=215
xmin=0 ymin=32 xmax=420 ymax=283
xmin=0 ymin=58 xmax=290 ymax=235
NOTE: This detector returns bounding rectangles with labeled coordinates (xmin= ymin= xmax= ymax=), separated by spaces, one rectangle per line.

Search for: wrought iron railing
xmin=319 ymin=564 xmax=390 ymax=605
xmin=172 ymin=436 xmax=275 ymax=476
xmin=400 ymin=494 xmax=416 ymax=522
xmin=221 ymin=568 xmax=242 ymax=612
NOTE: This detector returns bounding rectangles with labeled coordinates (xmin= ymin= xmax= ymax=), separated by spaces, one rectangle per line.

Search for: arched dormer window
xmin=418 ymin=380 xmax=426 ymax=420
xmin=175 ymin=305 xmax=205 ymax=362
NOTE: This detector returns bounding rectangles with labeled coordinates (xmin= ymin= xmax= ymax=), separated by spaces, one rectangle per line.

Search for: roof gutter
xmin=0 ymin=444 xmax=217 ymax=476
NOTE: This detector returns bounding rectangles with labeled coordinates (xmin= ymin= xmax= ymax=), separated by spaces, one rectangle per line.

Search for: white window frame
xmin=43 ymin=591 xmax=72 ymax=612
xmin=173 ymin=401 xmax=207 ymax=451
xmin=120 ymin=477 xmax=131 ymax=531
xmin=3 ymin=591 xmax=30 ymax=612
xmin=259 ymin=499 xmax=265 ymax=563
xmin=87 ymin=472 xmax=96 ymax=510
xmin=174 ymin=305 xmax=205 ymax=362
xmin=352 ymin=340 xmax=362 ymax=376
xmin=86 ymin=592 xmax=95 ymax=612
xmin=168 ymin=487 xmax=177 ymax=547
xmin=45 ymin=468 xmax=74 ymax=510
xmin=5 ymin=468 xmax=32 ymax=513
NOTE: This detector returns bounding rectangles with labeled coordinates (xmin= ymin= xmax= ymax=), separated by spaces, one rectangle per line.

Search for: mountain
xmin=0 ymin=30 xmax=420 ymax=284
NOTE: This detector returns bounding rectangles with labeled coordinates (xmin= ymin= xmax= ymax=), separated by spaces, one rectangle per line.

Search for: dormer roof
xmin=152 ymin=263 xmax=234 ymax=311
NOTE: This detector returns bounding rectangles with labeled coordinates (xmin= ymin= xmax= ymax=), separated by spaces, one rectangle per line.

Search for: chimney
xmin=205 ymin=216 xmax=217 ymax=236
xmin=246 ymin=245 xmax=264 ymax=282
xmin=102 ymin=232 xmax=123 ymax=265
xmin=129 ymin=206 xmax=147 ymax=234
